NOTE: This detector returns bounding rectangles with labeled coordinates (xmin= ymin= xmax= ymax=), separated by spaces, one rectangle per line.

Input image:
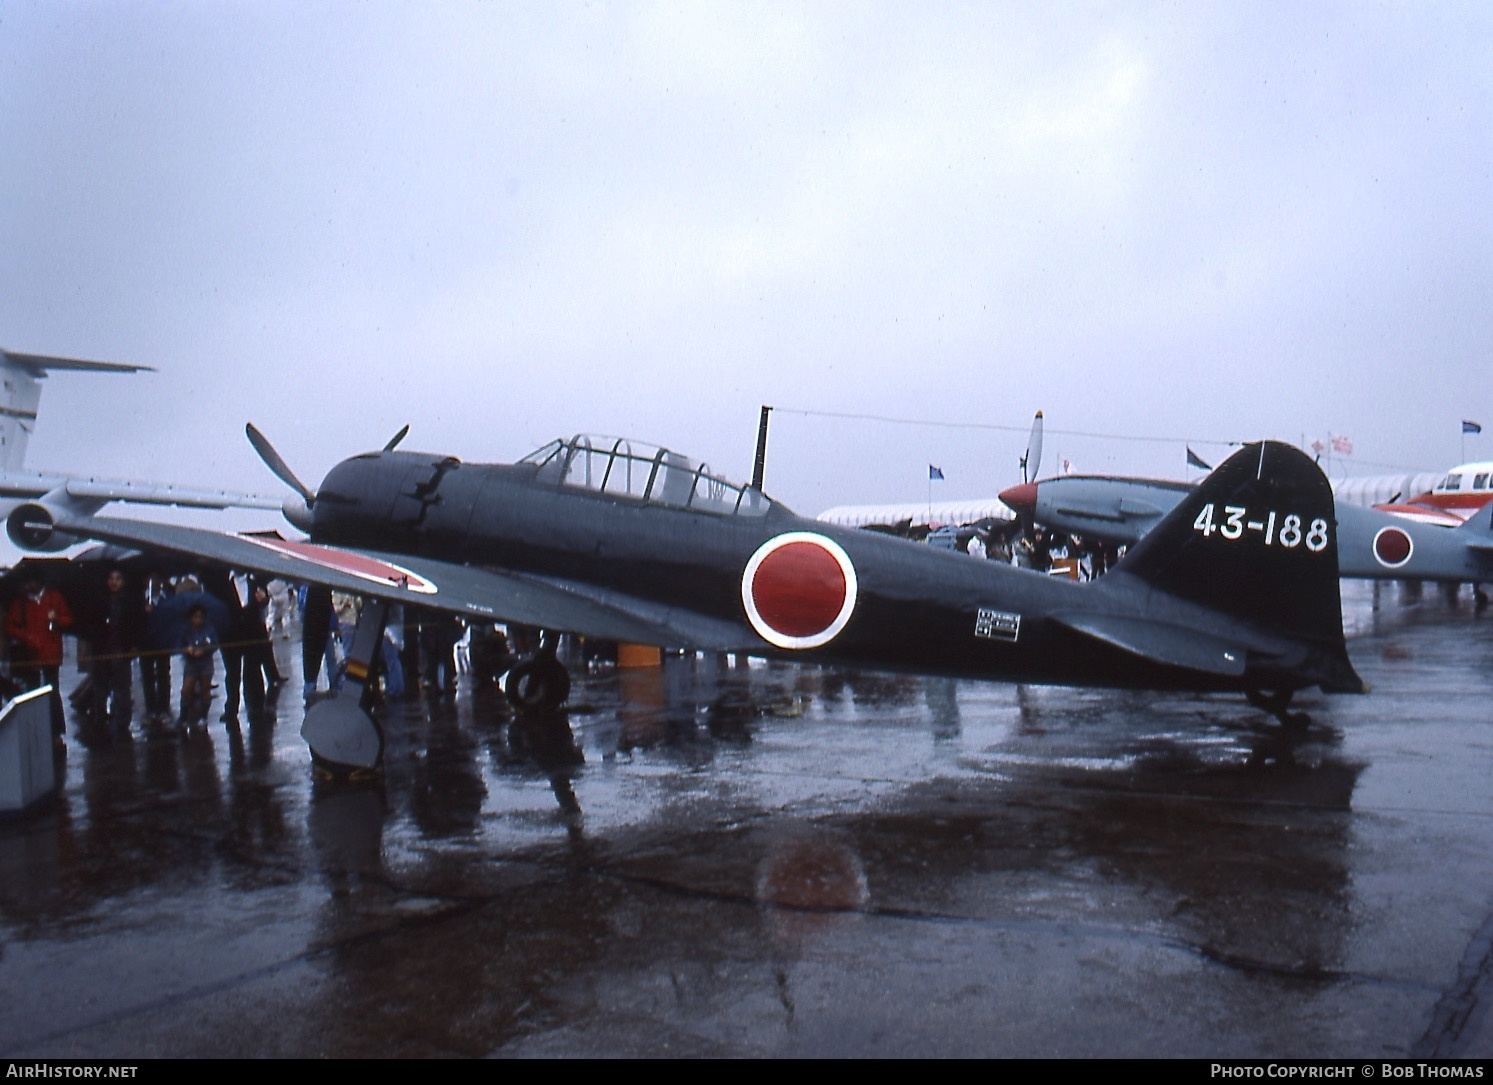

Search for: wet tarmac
xmin=2 ymin=580 xmax=1493 ymax=1057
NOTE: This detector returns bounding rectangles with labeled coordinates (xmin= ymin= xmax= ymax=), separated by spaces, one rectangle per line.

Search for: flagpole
xmin=1461 ymin=420 xmax=1483 ymax=462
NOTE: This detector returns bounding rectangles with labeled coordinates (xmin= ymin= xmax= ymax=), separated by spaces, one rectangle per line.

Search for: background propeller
xmin=1001 ymin=410 xmax=1045 ymax=540
xmin=1019 ymin=409 xmax=1043 ymax=484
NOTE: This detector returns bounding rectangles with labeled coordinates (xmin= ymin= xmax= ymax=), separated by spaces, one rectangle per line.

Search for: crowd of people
xmin=950 ymin=523 xmax=1123 ymax=580
xmin=3 ymin=565 xmax=296 ymax=743
xmin=0 ymin=561 xmax=514 ymax=749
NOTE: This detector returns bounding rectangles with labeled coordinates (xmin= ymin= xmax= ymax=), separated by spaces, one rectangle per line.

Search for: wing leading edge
xmin=50 ymin=514 xmax=758 ymax=653
xmin=58 ymin=477 xmax=284 ymax=510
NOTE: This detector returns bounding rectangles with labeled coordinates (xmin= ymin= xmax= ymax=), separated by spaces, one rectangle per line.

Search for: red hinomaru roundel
xmin=1372 ymin=526 xmax=1413 ymax=569
xmin=741 ymin=532 xmax=858 ymax=650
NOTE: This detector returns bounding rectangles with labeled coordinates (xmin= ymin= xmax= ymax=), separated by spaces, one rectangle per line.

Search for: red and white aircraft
xmin=1375 ymin=462 xmax=1493 ymax=527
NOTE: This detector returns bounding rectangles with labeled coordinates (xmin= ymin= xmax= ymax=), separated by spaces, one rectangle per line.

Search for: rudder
xmin=1110 ymin=441 xmax=1360 ymax=690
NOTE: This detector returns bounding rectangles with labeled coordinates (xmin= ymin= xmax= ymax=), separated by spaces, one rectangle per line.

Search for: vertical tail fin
xmin=0 ymin=357 xmax=43 ymax=473
xmin=0 ymin=350 xmax=152 ymax=473
xmin=1111 ymin=440 xmax=1362 ymax=692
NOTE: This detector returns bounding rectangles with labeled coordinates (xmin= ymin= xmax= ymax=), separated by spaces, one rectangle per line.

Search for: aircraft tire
xmin=1247 ymin=689 xmax=1311 ymax=732
xmin=505 ymin=657 xmax=571 ymax=712
xmin=1283 ymin=710 xmax=1312 ymax=732
xmin=1246 ymin=689 xmax=1291 ymax=714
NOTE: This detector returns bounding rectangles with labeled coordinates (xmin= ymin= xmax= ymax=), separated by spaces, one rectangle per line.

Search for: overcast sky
xmin=1 ymin=1 xmax=1489 ymax=532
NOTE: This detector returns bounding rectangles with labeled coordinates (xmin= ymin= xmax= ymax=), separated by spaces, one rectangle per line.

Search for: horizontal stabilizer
xmin=1052 ymin=612 xmax=1247 ymax=677
xmin=0 ymin=349 xmax=152 ymax=376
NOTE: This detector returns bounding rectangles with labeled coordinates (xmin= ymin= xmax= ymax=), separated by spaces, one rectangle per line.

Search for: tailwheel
xmin=1246 ymin=689 xmax=1311 ymax=731
xmin=505 ymin=654 xmax=572 ymax=712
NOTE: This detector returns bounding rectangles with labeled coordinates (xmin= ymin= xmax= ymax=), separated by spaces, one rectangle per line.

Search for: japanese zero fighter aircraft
xmin=998 ymin=472 xmax=1493 ymax=585
xmin=9 ymin=428 xmax=1364 ymax=774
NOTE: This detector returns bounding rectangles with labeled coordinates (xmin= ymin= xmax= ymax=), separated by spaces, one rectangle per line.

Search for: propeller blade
xmin=383 ymin=424 xmax=410 ymax=452
xmin=246 ymin=423 xmax=316 ymax=507
xmin=1023 ymin=410 xmax=1044 ymax=484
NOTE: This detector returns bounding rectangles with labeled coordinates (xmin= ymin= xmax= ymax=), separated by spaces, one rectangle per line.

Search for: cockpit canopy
xmin=520 ymin=434 xmax=775 ymax=517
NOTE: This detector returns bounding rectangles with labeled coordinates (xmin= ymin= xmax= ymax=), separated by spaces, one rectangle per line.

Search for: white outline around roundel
xmin=741 ymin=532 xmax=859 ymax=650
xmin=1372 ymin=525 xmax=1414 ymax=569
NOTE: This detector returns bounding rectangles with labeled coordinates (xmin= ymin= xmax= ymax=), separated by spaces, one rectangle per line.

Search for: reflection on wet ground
xmin=1 ymin=580 xmax=1492 ymax=1056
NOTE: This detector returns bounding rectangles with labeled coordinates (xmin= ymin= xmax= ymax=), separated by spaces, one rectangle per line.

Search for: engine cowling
xmin=7 ymin=502 xmax=74 ymax=552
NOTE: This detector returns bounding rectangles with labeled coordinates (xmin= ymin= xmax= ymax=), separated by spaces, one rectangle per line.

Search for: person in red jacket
xmin=8 ymin=572 xmax=74 ymax=742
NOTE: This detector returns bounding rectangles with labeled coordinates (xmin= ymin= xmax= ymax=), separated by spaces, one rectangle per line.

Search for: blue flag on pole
xmin=929 ymin=465 xmax=945 ymax=480
xmin=1464 ymin=420 xmax=1482 ymax=434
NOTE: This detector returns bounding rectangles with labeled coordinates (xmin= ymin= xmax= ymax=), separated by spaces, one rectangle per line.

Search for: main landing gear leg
xmin=505 ymin=634 xmax=572 ymax=712
xmin=303 ymin=600 xmax=390 ymax=774
xmin=1246 ymin=689 xmax=1310 ymax=731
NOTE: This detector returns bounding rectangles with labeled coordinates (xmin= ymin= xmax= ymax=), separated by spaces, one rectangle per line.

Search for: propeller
xmin=1019 ymin=410 xmax=1044 ymax=485
xmin=246 ymin=423 xmax=411 ymax=534
xmin=246 ymin=423 xmax=316 ymax=532
xmin=246 ymin=424 xmax=315 ymax=505
xmin=1004 ymin=410 xmax=1045 ymax=541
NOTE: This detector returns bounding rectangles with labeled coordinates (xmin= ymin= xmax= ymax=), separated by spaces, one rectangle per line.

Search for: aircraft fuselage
xmin=1006 ymin=474 xmax=1493 ymax=583
xmin=307 ymin=448 xmax=1354 ymax=696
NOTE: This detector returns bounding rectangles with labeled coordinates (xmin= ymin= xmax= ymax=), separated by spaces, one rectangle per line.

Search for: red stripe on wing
xmin=241 ymin=536 xmax=438 ymax=593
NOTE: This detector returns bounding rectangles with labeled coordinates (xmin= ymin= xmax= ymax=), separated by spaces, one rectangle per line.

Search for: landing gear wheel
xmin=505 ymin=656 xmax=571 ymax=712
xmin=311 ymin=758 xmax=383 ymax=784
xmin=302 ymin=697 xmax=386 ymax=775
xmin=1246 ymin=689 xmax=1311 ymax=731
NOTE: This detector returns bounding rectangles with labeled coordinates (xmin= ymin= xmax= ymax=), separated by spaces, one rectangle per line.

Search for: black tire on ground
xmin=505 ymin=657 xmax=571 ymax=711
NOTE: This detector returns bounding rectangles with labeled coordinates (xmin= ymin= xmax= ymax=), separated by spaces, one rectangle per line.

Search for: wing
xmin=49 ymin=513 xmax=760 ymax=653
xmin=1372 ymin=501 xmax=1464 ymax=528
xmin=0 ymin=472 xmax=283 ymax=511
xmin=61 ymin=479 xmax=285 ymax=511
